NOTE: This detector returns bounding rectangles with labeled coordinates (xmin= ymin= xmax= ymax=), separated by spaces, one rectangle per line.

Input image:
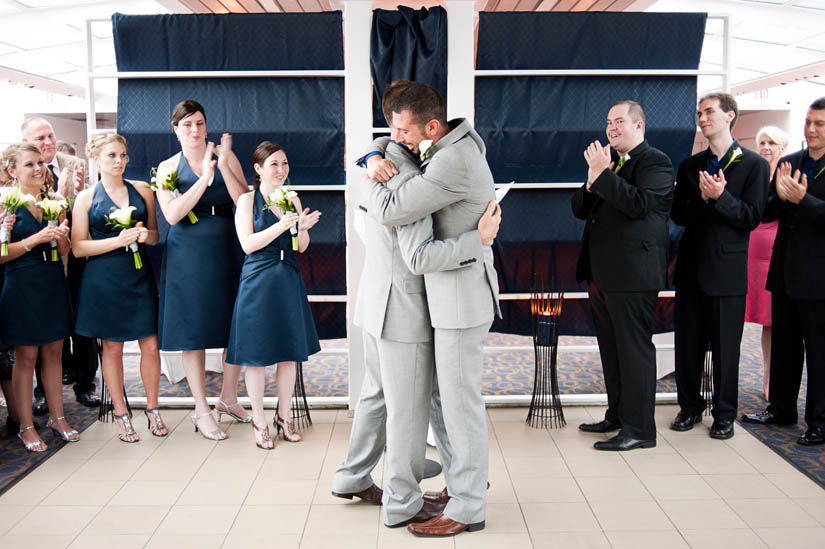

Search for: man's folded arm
xmin=365 ymin=150 xmax=470 ymax=226
xmin=396 ymin=215 xmax=482 ymax=276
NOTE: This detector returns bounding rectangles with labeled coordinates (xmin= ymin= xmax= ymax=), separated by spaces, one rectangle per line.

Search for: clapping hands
xmin=298 ymin=208 xmax=321 ymax=232
xmin=583 ymin=141 xmax=614 ymax=190
xmin=775 ymin=161 xmax=807 ymax=204
xmin=698 ymin=169 xmax=727 ymax=201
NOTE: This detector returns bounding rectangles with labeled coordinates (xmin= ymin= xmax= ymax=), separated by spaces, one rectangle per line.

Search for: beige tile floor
xmin=1 ymin=404 xmax=824 ymax=548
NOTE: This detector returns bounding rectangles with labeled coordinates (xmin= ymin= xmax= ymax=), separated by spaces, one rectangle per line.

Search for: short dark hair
xmin=170 ymin=99 xmax=206 ymax=130
xmin=613 ymin=100 xmax=646 ymax=124
xmin=391 ymin=83 xmax=447 ymax=128
xmin=56 ymin=141 xmax=76 ymax=156
xmin=809 ymin=97 xmax=825 ymax=111
xmin=252 ymin=141 xmax=285 ymax=189
xmin=700 ymin=92 xmax=739 ymax=130
xmin=382 ymin=80 xmax=415 ymax=126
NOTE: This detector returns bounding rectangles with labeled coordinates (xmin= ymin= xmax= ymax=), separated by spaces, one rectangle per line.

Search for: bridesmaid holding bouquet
xmin=0 ymin=143 xmax=74 ymax=452
xmin=72 ymin=132 xmax=166 ymax=442
xmin=226 ymin=142 xmax=321 ymax=449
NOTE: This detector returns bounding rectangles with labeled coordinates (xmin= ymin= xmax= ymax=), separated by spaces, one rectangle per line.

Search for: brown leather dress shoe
xmin=422 ymin=482 xmax=490 ymax=504
xmin=422 ymin=487 xmax=449 ymax=504
xmin=407 ymin=513 xmax=485 ymax=537
xmin=386 ymin=500 xmax=446 ymax=528
xmin=331 ymin=483 xmax=383 ymax=505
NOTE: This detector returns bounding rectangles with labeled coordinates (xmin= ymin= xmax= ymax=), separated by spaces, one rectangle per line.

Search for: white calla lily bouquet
xmin=150 ymin=168 xmax=198 ymax=224
xmin=104 ymin=205 xmax=143 ymax=269
xmin=0 ymin=185 xmax=36 ymax=256
xmin=36 ymin=197 xmax=69 ymax=261
xmin=265 ymin=185 xmax=299 ymax=251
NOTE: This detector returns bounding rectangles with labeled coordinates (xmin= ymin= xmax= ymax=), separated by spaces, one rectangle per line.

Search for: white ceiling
xmin=0 ymin=0 xmax=823 ymax=107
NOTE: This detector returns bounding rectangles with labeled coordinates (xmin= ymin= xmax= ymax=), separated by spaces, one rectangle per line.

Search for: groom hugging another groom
xmin=332 ymin=81 xmax=501 ymax=538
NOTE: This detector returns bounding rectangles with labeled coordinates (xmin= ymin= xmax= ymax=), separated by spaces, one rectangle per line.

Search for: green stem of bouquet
xmin=187 ymin=211 xmax=198 ymax=224
xmin=134 ymin=252 xmax=143 ymax=270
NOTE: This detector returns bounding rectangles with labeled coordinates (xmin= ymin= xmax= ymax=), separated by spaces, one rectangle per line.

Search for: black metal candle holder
xmin=527 ymin=287 xmax=565 ymax=429
xmin=290 ymin=361 xmax=312 ymax=430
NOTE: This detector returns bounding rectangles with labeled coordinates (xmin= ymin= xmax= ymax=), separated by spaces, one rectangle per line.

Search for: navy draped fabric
xmin=112 ymin=12 xmax=346 ymax=337
xmin=476 ymin=12 xmax=705 ymax=335
xmin=370 ymin=7 xmax=448 ymax=127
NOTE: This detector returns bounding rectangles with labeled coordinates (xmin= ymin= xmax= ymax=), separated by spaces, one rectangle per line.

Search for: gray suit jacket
xmin=353 ymin=142 xmax=434 ymax=343
xmin=365 ymin=119 xmax=501 ymax=330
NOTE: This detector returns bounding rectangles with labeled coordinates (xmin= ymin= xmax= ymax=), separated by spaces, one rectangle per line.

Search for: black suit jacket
xmin=572 ymin=140 xmax=674 ymax=292
xmin=765 ymin=149 xmax=825 ymax=299
xmin=671 ymin=146 xmax=769 ymax=296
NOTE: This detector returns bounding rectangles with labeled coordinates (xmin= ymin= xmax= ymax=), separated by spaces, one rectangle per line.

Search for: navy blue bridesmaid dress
xmin=74 ymin=183 xmax=158 ymax=341
xmin=226 ymin=189 xmax=320 ymax=366
xmin=158 ymin=154 xmax=242 ymax=351
xmin=0 ymin=207 xmax=72 ymax=346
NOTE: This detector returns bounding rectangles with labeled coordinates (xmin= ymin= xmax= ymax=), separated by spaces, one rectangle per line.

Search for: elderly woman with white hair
xmin=746 ymin=125 xmax=789 ymax=399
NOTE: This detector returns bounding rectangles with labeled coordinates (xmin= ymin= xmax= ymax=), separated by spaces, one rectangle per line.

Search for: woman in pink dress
xmin=746 ymin=125 xmax=788 ymax=399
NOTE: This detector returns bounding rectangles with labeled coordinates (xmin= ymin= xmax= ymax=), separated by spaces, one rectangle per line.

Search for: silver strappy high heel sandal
xmin=215 ymin=399 xmax=252 ymax=423
xmin=144 ymin=408 xmax=168 ymax=437
xmin=114 ymin=413 xmax=139 ymax=443
xmin=47 ymin=416 xmax=79 ymax=442
xmin=18 ymin=425 xmax=47 ymax=452
xmin=190 ymin=409 xmax=227 ymax=441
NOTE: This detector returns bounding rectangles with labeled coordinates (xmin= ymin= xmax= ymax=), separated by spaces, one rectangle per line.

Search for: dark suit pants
xmin=34 ymin=250 xmax=99 ymax=398
xmin=588 ymin=281 xmax=658 ymax=440
xmin=767 ymin=289 xmax=825 ymax=429
xmin=674 ymin=289 xmax=745 ymax=422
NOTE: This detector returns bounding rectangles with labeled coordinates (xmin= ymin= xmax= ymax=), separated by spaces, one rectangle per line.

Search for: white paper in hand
xmin=496 ymin=181 xmax=515 ymax=204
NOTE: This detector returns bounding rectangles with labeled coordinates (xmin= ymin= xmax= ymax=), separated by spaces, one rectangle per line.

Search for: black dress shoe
xmin=670 ymin=411 xmax=702 ymax=432
xmin=798 ymin=427 xmax=825 ymax=446
xmin=32 ymin=395 xmax=48 ymax=416
xmin=331 ymin=483 xmax=383 ymax=504
xmin=709 ymin=419 xmax=734 ymax=440
xmin=386 ymin=500 xmax=446 ymax=528
xmin=62 ymin=371 xmax=74 ymax=385
xmin=594 ymin=433 xmax=656 ymax=451
xmin=741 ymin=410 xmax=796 ymax=426
xmin=75 ymin=390 xmax=100 ymax=407
xmin=579 ymin=419 xmax=621 ymax=433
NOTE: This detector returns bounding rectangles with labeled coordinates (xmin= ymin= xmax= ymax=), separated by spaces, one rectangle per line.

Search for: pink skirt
xmin=745 ymin=220 xmax=778 ymax=326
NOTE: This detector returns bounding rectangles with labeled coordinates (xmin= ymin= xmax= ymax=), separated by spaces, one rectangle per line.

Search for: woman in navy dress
xmin=0 ymin=142 xmax=74 ymax=452
xmin=155 ymin=100 xmax=250 ymax=440
xmin=226 ymin=142 xmax=321 ymax=449
xmin=72 ymin=133 xmax=166 ymax=442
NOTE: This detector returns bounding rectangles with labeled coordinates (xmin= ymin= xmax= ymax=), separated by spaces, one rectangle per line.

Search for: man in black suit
xmin=742 ymin=97 xmax=825 ymax=446
xmin=572 ymin=100 xmax=674 ymax=451
xmin=669 ymin=93 xmax=769 ymax=440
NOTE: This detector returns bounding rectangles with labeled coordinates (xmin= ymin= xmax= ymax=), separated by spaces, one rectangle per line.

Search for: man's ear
xmin=425 ymin=119 xmax=440 ymax=138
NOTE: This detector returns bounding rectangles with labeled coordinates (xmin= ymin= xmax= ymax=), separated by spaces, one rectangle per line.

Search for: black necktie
xmin=49 ymin=164 xmax=59 ymax=192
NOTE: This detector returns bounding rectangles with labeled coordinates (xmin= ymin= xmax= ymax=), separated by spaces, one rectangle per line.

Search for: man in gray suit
xmin=363 ymin=83 xmax=501 ymax=537
xmin=332 ymin=81 xmax=501 ymax=528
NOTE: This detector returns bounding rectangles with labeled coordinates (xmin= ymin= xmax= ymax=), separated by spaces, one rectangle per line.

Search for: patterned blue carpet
xmin=1 ymin=323 xmax=821 ymax=496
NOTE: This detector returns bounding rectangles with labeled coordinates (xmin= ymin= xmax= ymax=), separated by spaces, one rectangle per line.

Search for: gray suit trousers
xmin=332 ymin=332 xmax=435 ymax=525
xmin=436 ymin=322 xmax=491 ymax=524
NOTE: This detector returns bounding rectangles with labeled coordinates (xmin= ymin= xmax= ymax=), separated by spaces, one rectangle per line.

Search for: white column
xmin=446 ymin=0 xmax=475 ymax=123
xmin=344 ymin=0 xmax=373 ymax=410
